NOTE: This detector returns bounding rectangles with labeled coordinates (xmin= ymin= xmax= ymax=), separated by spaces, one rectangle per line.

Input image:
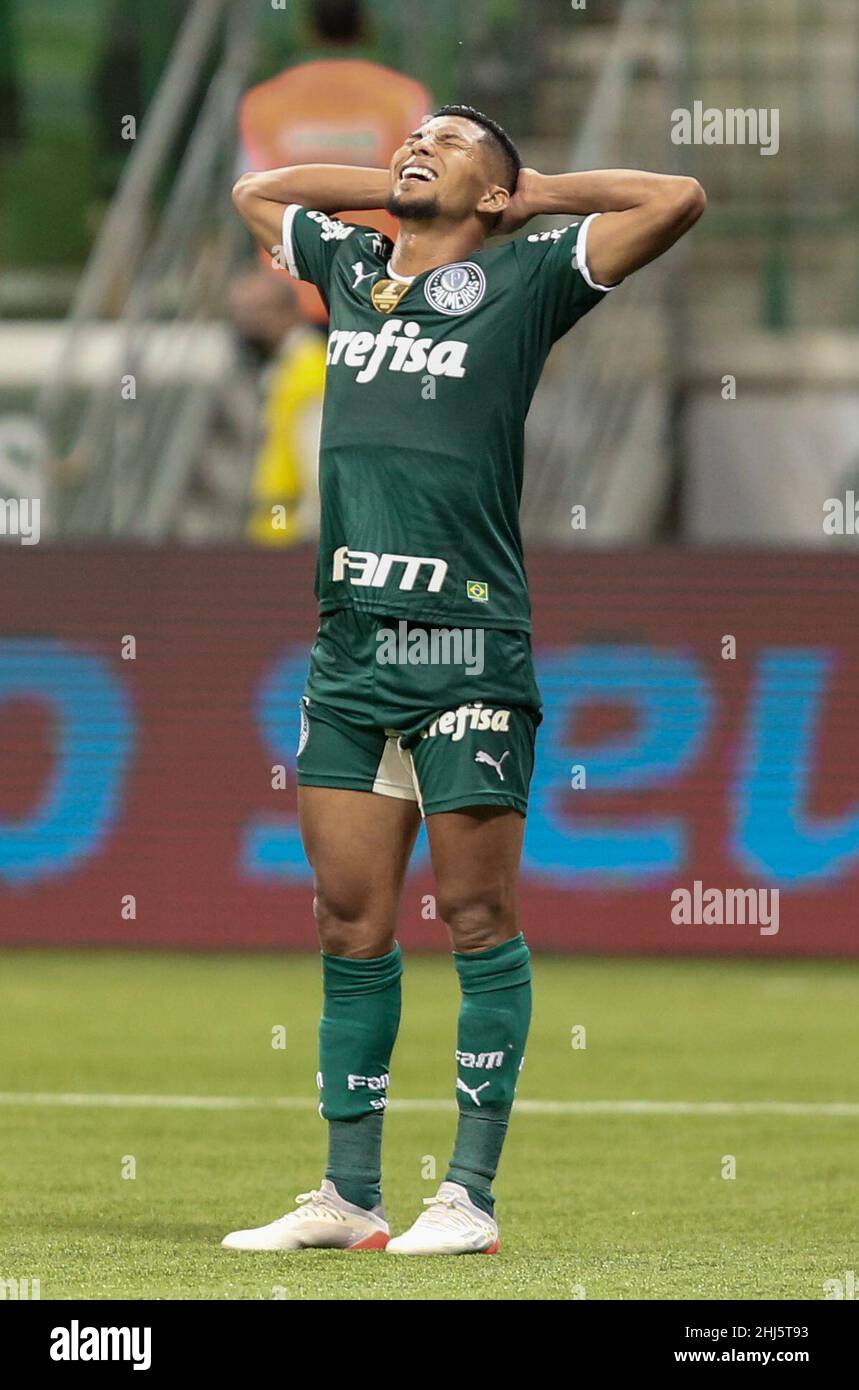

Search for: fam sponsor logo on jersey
xmin=326 ymin=317 xmax=468 ymax=384
xmin=332 ymin=546 xmax=448 ymax=593
xmin=422 ymin=702 xmax=512 ymax=743
xmin=456 ymin=1049 xmax=505 ymax=1070
xmin=424 ymin=261 xmax=486 ymax=316
xmin=307 ymin=209 xmax=355 ymax=243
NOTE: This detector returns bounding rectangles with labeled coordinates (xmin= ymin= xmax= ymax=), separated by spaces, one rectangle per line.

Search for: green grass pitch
xmin=1 ymin=950 xmax=857 ymax=1300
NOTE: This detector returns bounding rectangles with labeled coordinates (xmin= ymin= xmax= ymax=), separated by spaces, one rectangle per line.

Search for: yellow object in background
xmin=246 ymin=328 xmax=328 ymax=547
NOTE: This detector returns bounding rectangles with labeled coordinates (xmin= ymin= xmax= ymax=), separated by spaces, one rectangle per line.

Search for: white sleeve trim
xmin=281 ymin=204 xmax=302 ymax=280
xmin=575 ymin=212 xmax=618 ymax=293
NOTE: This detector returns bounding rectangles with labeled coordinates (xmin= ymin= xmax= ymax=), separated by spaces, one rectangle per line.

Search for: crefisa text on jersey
xmin=326 ymin=317 xmax=469 ymax=383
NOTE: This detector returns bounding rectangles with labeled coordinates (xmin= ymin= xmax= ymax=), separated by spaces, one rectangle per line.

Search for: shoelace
xmin=277 ymin=1190 xmax=346 ymax=1224
xmin=416 ymin=1193 xmax=486 ymax=1233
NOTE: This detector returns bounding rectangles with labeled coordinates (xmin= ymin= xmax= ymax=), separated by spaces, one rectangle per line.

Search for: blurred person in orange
xmin=239 ymin=0 xmax=432 ymax=325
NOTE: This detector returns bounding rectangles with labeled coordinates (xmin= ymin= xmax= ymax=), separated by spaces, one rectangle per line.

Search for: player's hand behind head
xmin=493 ymin=167 xmax=540 ymax=237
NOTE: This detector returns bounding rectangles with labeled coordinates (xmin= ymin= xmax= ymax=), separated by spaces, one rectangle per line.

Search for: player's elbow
xmin=232 ymin=171 xmax=260 ymax=213
xmin=664 ymin=175 xmax=707 ymax=228
xmin=233 ymin=167 xmax=305 ymax=210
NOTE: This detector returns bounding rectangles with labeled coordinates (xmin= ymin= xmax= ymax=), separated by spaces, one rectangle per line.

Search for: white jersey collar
xmin=386 ymin=262 xmax=415 ymax=284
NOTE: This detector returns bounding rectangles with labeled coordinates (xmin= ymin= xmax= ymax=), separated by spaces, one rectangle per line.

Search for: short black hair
xmin=311 ymin=0 xmax=364 ymax=43
xmin=431 ymin=104 xmax=521 ymax=193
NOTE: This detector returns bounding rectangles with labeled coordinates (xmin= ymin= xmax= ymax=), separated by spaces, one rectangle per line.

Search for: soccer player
xmin=224 ymin=105 xmax=705 ymax=1255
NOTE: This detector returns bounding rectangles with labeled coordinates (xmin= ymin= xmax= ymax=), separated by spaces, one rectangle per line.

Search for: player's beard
xmin=386 ymin=189 xmax=441 ymax=221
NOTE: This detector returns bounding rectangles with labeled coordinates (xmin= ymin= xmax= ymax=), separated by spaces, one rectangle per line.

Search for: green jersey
xmin=281 ymin=203 xmax=615 ymax=632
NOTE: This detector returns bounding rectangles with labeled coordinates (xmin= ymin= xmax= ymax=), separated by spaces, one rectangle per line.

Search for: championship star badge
xmin=371 ymin=278 xmax=412 ymax=314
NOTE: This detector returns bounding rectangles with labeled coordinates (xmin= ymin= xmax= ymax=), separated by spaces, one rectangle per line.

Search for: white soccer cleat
xmin=221 ymin=1179 xmax=390 ymax=1251
xmin=386 ymin=1181 xmax=500 ymax=1255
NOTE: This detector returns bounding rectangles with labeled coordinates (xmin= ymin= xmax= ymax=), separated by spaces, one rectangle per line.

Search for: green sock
xmin=319 ymin=944 xmax=402 ymax=1211
xmin=446 ymin=933 xmax=532 ymax=1217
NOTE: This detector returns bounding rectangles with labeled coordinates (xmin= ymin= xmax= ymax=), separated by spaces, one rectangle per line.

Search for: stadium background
xmin=1 ymin=0 xmax=857 ymax=954
xmin=2 ymin=0 xmax=859 ymax=1307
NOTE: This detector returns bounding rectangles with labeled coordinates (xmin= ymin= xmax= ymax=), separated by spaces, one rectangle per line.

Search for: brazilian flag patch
xmin=466 ymin=580 xmax=489 ymax=603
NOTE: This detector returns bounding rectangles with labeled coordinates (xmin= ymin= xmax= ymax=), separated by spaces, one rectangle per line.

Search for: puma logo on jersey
xmin=326 ymin=318 xmax=469 ymax=384
xmin=456 ymin=1049 xmax=505 ymax=1070
xmin=351 ymin=260 xmax=379 ymax=289
xmin=456 ymin=1077 xmax=491 ymax=1106
xmin=332 ymin=546 xmax=448 ymax=593
xmin=475 ymin=749 xmax=510 ymax=781
xmin=422 ymin=703 xmax=512 ymax=744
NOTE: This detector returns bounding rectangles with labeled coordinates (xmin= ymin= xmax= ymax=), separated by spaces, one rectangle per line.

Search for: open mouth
xmin=399 ymin=164 xmax=439 ymax=186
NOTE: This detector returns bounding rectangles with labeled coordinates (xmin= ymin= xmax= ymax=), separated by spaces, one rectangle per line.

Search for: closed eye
xmin=405 ymin=129 xmax=467 ymax=150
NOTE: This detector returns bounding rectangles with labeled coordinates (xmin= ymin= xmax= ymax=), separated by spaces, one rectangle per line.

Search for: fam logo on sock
xmin=455 ymin=1049 xmax=505 ymax=1070
xmin=347 ymin=1072 xmax=389 ymax=1110
xmin=347 ymin=1072 xmax=389 ymax=1091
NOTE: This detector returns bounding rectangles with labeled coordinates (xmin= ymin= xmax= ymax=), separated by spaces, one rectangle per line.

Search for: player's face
xmin=388 ymin=116 xmax=503 ymax=223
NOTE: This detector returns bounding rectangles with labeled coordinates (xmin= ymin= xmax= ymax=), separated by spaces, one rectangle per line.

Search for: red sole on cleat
xmin=348 ymin=1231 xmax=390 ymax=1251
xmin=481 ymin=1240 xmax=501 ymax=1254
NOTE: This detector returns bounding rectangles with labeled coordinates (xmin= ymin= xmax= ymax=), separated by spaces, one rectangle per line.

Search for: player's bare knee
xmin=440 ymin=893 xmax=518 ymax=953
xmin=312 ymin=891 xmax=355 ymax=954
xmin=312 ymin=890 xmax=394 ymax=958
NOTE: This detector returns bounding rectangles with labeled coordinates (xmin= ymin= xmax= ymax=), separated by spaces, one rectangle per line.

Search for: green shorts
xmin=297 ymin=607 xmax=542 ymax=817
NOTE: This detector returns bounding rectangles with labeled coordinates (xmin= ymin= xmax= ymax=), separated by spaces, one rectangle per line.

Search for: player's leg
xmin=301 ymin=783 xmax=420 ymax=959
xmin=301 ymin=783 xmax=420 ymax=1214
xmin=431 ymin=807 xmax=531 ymax=1227
xmin=388 ymin=805 xmax=531 ymax=1255
xmin=384 ymin=679 xmax=538 ymax=1255
xmin=223 ymin=708 xmax=421 ymax=1252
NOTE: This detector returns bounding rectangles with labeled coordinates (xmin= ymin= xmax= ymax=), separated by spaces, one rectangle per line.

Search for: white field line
xmin=0 ymin=1092 xmax=858 ymax=1117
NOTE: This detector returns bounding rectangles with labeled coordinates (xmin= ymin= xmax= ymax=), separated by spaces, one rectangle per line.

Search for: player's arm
xmin=232 ymin=165 xmax=390 ymax=254
xmin=500 ymin=167 xmax=706 ymax=285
